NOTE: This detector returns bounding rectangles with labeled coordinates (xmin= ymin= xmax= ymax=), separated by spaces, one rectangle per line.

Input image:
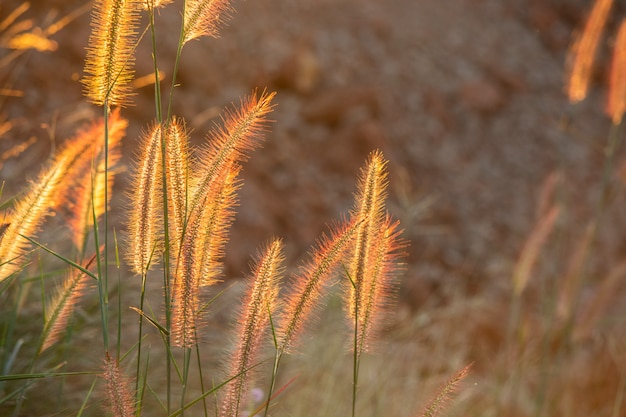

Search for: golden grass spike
xmin=354 ymin=217 xmax=405 ymax=353
xmin=183 ymin=0 xmax=232 ymax=44
xmin=62 ymin=109 xmax=127 ymax=249
xmin=165 ymin=118 xmax=191 ymax=256
xmin=103 ymin=352 xmax=136 ymax=417
xmin=0 ymin=156 xmax=70 ymax=281
xmin=279 ymin=217 xmax=361 ymax=352
xmin=348 ymin=150 xmax=388 ymax=321
xmin=417 ymin=363 xmax=472 ymax=417
xmin=196 ymin=164 xmax=240 ymax=287
xmin=40 ymin=253 xmax=98 ymax=353
xmin=607 ymin=19 xmax=626 ymax=124
xmin=82 ymin=0 xmax=141 ymax=106
xmin=127 ymin=123 xmax=164 ymax=275
xmin=566 ymin=0 xmax=614 ymax=103
xmin=222 ymin=239 xmax=284 ymax=417
xmin=191 ymin=90 xmax=275 ymax=219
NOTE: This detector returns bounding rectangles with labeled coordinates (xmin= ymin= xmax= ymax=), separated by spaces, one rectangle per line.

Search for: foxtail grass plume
xmin=347 ymin=150 xmax=388 ymax=323
xmin=222 ymin=239 xmax=283 ymax=417
xmin=39 ymin=253 xmax=98 ymax=353
xmin=183 ymin=0 xmax=232 ymax=44
xmin=60 ymin=110 xmax=127 ymax=249
xmin=165 ymin=118 xmax=191 ymax=257
xmin=82 ymin=0 xmax=141 ymax=106
xmin=170 ymin=91 xmax=275 ymax=347
xmin=0 ymin=157 xmax=69 ymax=281
xmin=278 ymin=218 xmax=362 ymax=352
xmin=127 ymin=123 xmax=165 ymax=275
xmin=189 ymin=90 xmax=275 ymax=222
xmin=195 ymin=165 xmax=240 ymax=287
xmin=170 ymin=164 xmax=240 ymax=347
xmin=607 ymin=19 xmax=626 ymax=124
xmin=353 ymin=216 xmax=405 ymax=352
xmin=0 ymin=111 xmax=127 ymax=281
xmin=417 ymin=364 xmax=472 ymax=417
xmin=103 ymin=352 xmax=136 ymax=417
xmin=566 ymin=0 xmax=614 ymax=103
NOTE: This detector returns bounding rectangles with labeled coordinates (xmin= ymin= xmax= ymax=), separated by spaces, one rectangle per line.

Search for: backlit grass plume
xmin=0 ymin=158 xmax=67 ymax=281
xmin=165 ymin=117 xmax=191 ymax=257
xmin=417 ymin=364 xmax=472 ymax=417
xmin=566 ymin=0 xmax=614 ymax=103
xmin=222 ymin=239 xmax=283 ymax=417
xmin=127 ymin=123 xmax=165 ymax=275
xmin=60 ymin=110 xmax=127 ymax=250
xmin=39 ymin=253 xmax=98 ymax=353
xmin=353 ymin=216 xmax=404 ymax=352
xmin=103 ymin=352 xmax=136 ymax=417
xmin=183 ymin=0 xmax=232 ymax=44
xmin=278 ymin=218 xmax=362 ymax=352
xmin=170 ymin=164 xmax=240 ymax=347
xmin=170 ymin=91 xmax=275 ymax=347
xmin=82 ymin=0 xmax=141 ymax=106
xmin=347 ymin=150 xmax=389 ymax=328
xmin=0 ymin=111 xmax=127 ymax=281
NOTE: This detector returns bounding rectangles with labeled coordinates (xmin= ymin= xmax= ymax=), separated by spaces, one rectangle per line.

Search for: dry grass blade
xmin=512 ymin=205 xmax=560 ymax=296
xmin=82 ymin=0 xmax=141 ymax=106
xmin=566 ymin=0 xmax=614 ymax=103
xmin=103 ymin=352 xmax=136 ymax=417
xmin=222 ymin=239 xmax=284 ymax=417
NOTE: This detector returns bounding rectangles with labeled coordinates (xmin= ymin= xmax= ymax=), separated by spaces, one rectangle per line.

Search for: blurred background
xmin=2 ymin=0 xmax=626 ymax=415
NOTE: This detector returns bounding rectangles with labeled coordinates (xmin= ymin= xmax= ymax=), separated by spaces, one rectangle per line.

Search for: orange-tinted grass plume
xmin=278 ymin=217 xmax=362 ymax=352
xmin=165 ymin=117 xmax=191 ymax=257
xmin=222 ymin=239 xmax=284 ymax=417
xmin=566 ymin=0 xmax=614 ymax=103
xmin=103 ymin=352 xmax=136 ymax=417
xmin=346 ymin=150 xmax=406 ymax=353
xmin=127 ymin=123 xmax=165 ymax=275
xmin=0 ymin=159 xmax=70 ymax=281
xmin=417 ymin=363 xmax=472 ymax=417
xmin=189 ymin=90 xmax=275 ymax=224
xmin=82 ymin=0 xmax=141 ymax=106
xmin=347 ymin=150 xmax=389 ymax=322
xmin=183 ymin=0 xmax=233 ymax=44
xmin=170 ymin=164 xmax=240 ymax=348
xmin=352 ymin=217 xmax=405 ymax=353
xmin=39 ymin=252 xmax=98 ymax=353
xmin=60 ymin=109 xmax=127 ymax=250
xmin=607 ymin=19 xmax=626 ymax=124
